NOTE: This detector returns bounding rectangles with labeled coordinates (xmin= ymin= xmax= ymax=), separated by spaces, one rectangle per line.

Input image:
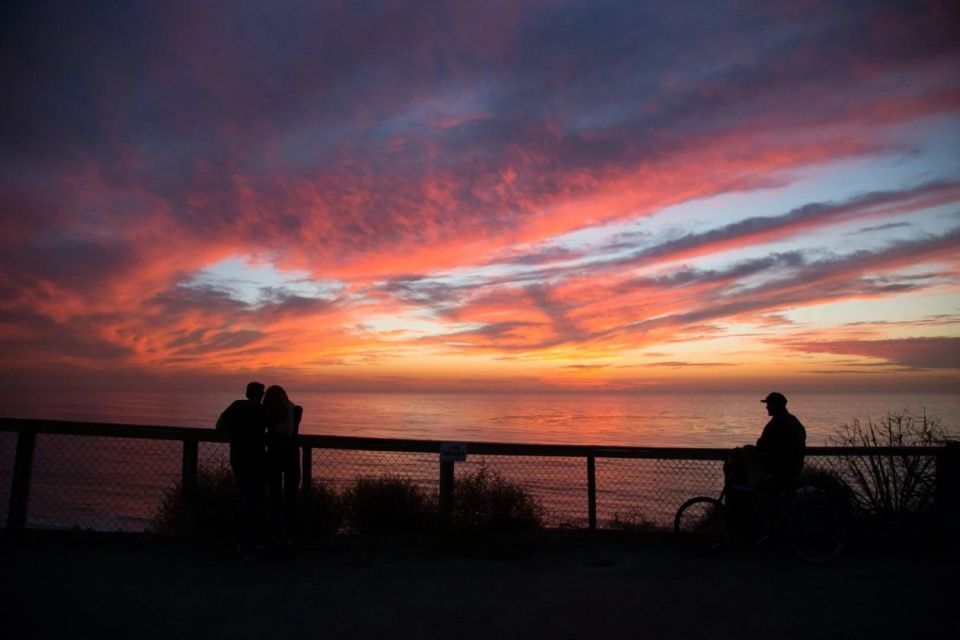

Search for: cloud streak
xmin=791 ymin=337 xmax=960 ymax=370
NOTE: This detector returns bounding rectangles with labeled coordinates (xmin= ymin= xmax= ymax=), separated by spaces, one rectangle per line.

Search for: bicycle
xmin=674 ymin=482 xmax=848 ymax=563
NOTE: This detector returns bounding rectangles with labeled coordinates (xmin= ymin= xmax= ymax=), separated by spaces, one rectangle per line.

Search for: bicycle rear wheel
xmin=783 ymin=498 xmax=847 ymax=563
xmin=674 ymin=497 xmax=728 ymax=555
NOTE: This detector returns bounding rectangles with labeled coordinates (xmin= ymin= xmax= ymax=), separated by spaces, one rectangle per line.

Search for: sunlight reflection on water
xmin=1 ymin=390 xmax=957 ymax=446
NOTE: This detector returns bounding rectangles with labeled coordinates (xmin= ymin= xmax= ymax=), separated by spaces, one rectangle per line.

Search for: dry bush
xmin=828 ymin=410 xmax=945 ymax=516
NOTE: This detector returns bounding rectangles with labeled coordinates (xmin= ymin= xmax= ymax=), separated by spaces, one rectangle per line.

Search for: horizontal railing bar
xmin=804 ymin=446 xmax=945 ymax=456
xmin=0 ymin=418 xmax=224 ymax=441
xmin=0 ymin=417 xmax=948 ymax=459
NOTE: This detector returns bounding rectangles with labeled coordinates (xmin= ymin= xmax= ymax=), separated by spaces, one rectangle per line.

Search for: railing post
xmin=587 ymin=455 xmax=597 ymax=530
xmin=301 ymin=446 xmax=312 ymax=495
xmin=936 ymin=442 xmax=960 ymax=521
xmin=439 ymin=460 xmax=455 ymax=524
xmin=181 ymin=439 xmax=198 ymax=532
xmin=7 ymin=431 xmax=37 ymax=530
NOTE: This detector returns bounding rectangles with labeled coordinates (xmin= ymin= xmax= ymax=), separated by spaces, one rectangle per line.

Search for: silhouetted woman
xmin=263 ymin=385 xmax=302 ymax=545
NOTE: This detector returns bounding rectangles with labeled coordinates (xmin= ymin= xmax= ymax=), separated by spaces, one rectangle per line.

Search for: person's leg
xmin=233 ymin=463 xmax=259 ymax=552
xmin=266 ymin=450 xmax=284 ymax=544
xmin=753 ymin=475 xmax=791 ymax=542
xmin=726 ymin=485 xmax=759 ymax=539
xmin=282 ymin=448 xmax=301 ymax=542
xmin=249 ymin=463 xmax=267 ymax=546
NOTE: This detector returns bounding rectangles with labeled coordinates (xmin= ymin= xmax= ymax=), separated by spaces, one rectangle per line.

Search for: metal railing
xmin=1 ymin=417 xmax=955 ymax=533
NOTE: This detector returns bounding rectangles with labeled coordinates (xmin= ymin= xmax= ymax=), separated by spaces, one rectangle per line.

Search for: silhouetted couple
xmin=217 ymin=381 xmax=302 ymax=556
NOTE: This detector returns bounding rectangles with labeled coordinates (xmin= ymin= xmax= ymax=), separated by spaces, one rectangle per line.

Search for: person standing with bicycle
xmin=756 ymin=392 xmax=806 ymax=493
xmin=676 ymin=393 xmax=845 ymax=562
xmin=724 ymin=392 xmax=806 ymax=494
xmin=722 ymin=392 xmax=806 ymax=537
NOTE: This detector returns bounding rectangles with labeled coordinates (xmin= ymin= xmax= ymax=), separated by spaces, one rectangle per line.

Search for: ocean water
xmin=1 ymin=390 xmax=957 ymax=447
xmin=0 ymin=390 xmax=956 ymax=531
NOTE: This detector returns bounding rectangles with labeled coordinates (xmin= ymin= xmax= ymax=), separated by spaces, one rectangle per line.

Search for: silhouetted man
xmin=756 ymin=392 xmax=806 ymax=491
xmin=216 ymin=381 xmax=268 ymax=555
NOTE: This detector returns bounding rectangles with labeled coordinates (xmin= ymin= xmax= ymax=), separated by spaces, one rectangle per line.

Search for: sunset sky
xmin=1 ymin=0 xmax=958 ymax=395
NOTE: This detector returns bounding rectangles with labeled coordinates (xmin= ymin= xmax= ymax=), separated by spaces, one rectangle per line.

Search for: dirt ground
xmin=1 ymin=531 xmax=956 ymax=640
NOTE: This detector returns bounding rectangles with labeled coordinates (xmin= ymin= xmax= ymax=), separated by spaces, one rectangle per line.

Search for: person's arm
xmin=756 ymin=421 xmax=772 ymax=449
xmin=293 ymin=405 xmax=303 ymax=436
xmin=215 ymin=402 xmax=237 ymax=433
xmin=755 ymin=420 xmax=780 ymax=474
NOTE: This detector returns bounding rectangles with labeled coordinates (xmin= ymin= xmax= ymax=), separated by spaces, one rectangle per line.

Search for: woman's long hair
xmin=262 ymin=385 xmax=290 ymax=425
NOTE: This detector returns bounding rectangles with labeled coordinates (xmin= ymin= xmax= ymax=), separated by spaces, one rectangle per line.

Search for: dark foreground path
xmin=1 ymin=532 xmax=955 ymax=640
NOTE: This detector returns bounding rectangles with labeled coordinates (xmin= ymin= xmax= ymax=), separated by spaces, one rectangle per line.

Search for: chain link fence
xmin=198 ymin=440 xmax=230 ymax=473
xmin=23 ymin=434 xmax=181 ymax=532
xmin=595 ymin=457 xmax=725 ymax=529
xmin=311 ymin=449 xmax=441 ymax=496
xmin=456 ymin=455 xmax=587 ymax=527
xmin=0 ymin=421 xmax=950 ymax=533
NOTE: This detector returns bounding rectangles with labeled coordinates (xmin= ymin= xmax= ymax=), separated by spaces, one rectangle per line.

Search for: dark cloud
xmin=617 ymin=228 xmax=960 ymax=334
xmin=442 ymin=320 xmax=539 ymax=341
xmin=166 ymin=328 xmax=263 ymax=356
xmin=148 ymin=283 xmax=249 ymax=317
xmin=606 ymin=180 xmax=960 ymax=272
xmin=426 ymin=179 xmax=960 ymax=294
xmin=255 ymin=288 xmax=340 ymax=319
xmin=656 ymin=225 xmax=959 ymax=304
xmin=842 ymin=314 xmax=960 ymax=328
xmin=3 ymin=0 xmax=957 ymax=271
xmin=646 ymin=361 xmax=735 ymax=368
xmin=858 ymin=222 xmax=913 ymax=233
xmin=561 ymin=364 xmax=608 ymax=370
xmin=455 ymin=227 xmax=960 ymax=351
xmin=0 ymin=307 xmax=133 ymax=363
xmin=793 ymin=337 xmax=960 ymax=369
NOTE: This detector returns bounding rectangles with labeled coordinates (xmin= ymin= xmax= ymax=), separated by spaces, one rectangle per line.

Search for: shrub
xmin=153 ymin=465 xmax=345 ymax=538
xmin=342 ymin=475 xmax=436 ymax=534
xmin=452 ymin=464 xmax=544 ymax=531
xmin=828 ymin=410 xmax=945 ymax=516
xmin=153 ymin=464 xmax=235 ymax=535
xmin=296 ymin=481 xmax=345 ymax=538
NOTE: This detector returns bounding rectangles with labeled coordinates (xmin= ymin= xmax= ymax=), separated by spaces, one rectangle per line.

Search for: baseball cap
xmin=761 ymin=392 xmax=788 ymax=405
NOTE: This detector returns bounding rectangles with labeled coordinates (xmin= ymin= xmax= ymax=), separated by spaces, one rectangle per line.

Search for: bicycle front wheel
xmin=674 ymin=497 xmax=728 ymax=555
xmin=783 ymin=498 xmax=847 ymax=563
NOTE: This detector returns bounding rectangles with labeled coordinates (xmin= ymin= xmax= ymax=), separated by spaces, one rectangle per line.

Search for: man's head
xmin=762 ymin=392 xmax=788 ymax=416
xmin=245 ymin=381 xmax=265 ymax=402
